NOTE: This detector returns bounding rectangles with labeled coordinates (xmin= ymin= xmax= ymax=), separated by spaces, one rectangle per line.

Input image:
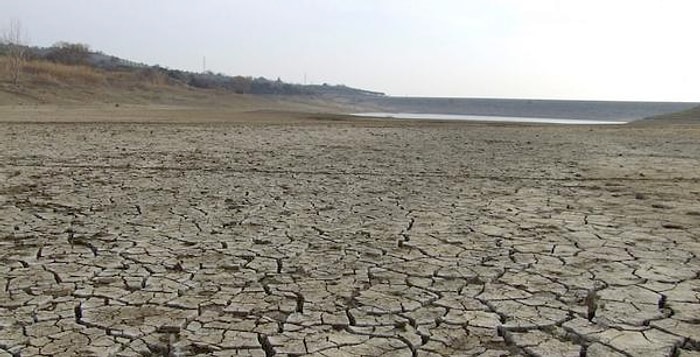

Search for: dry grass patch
xmin=0 ymin=56 xmax=173 ymax=89
xmin=21 ymin=59 xmax=106 ymax=85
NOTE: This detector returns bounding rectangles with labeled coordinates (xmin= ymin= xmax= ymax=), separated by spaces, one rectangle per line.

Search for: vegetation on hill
xmin=0 ymin=41 xmax=384 ymax=100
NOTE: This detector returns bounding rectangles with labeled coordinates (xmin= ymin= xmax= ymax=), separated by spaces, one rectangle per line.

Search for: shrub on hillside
xmin=44 ymin=42 xmax=91 ymax=65
xmin=137 ymin=67 xmax=169 ymax=86
xmin=230 ymin=76 xmax=252 ymax=94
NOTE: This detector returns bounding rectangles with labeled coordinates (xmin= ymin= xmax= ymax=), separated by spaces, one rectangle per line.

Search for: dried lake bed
xmin=1 ymin=114 xmax=699 ymax=356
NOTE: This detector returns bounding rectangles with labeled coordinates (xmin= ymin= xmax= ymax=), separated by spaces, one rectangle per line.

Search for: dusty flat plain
xmin=1 ymin=111 xmax=699 ymax=356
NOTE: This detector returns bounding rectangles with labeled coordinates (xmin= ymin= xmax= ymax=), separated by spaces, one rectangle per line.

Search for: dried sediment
xmin=1 ymin=120 xmax=699 ymax=356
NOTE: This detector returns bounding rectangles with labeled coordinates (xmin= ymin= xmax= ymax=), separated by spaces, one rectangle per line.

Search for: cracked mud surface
xmin=1 ymin=119 xmax=699 ymax=356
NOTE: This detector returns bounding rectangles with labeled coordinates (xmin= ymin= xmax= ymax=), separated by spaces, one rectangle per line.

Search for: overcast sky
xmin=3 ymin=0 xmax=699 ymax=101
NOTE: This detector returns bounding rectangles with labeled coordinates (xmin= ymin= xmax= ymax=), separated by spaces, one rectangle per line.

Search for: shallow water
xmin=351 ymin=97 xmax=697 ymax=121
xmin=352 ymin=112 xmax=629 ymax=124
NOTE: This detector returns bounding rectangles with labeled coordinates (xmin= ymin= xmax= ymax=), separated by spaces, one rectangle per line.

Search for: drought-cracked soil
xmin=1 ymin=117 xmax=699 ymax=356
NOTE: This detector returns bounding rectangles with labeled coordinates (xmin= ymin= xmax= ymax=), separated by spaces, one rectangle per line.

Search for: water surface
xmin=352 ymin=112 xmax=628 ymax=125
xmin=348 ymin=97 xmax=697 ymax=121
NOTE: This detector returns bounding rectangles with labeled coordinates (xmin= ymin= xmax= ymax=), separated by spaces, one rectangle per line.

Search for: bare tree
xmin=2 ymin=19 xmax=27 ymax=85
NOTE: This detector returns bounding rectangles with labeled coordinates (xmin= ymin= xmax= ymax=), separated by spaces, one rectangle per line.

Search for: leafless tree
xmin=2 ymin=19 xmax=27 ymax=85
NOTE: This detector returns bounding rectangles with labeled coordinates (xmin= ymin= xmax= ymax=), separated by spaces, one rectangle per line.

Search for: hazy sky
xmin=3 ymin=1 xmax=699 ymax=101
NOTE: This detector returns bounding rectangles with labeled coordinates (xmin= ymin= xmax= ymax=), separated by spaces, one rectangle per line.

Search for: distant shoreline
xmin=342 ymin=96 xmax=699 ymax=122
xmin=351 ymin=112 xmax=628 ymax=125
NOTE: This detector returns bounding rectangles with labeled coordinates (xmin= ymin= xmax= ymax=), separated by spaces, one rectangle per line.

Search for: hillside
xmin=0 ymin=43 xmax=383 ymax=107
xmin=642 ymin=105 xmax=700 ymax=124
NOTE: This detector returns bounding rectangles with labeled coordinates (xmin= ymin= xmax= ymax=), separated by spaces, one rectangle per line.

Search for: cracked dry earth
xmin=1 ymin=120 xmax=699 ymax=357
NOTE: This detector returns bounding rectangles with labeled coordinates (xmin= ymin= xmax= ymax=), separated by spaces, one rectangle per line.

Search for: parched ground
xmin=1 ymin=115 xmax=699 ymax=356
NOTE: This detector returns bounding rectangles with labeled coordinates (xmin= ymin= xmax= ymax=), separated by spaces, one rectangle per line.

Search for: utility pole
xmin=202 ymin=56 xmax=206 ymax=73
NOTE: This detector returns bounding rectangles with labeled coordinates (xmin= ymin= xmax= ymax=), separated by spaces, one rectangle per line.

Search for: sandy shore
xmin=1 ymin=110 xmax=699 ymax=356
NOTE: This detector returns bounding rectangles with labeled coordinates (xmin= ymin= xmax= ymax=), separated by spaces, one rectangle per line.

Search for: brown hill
xmin=643 ymin=105 xmax=700 ymax=124
xmin=0 ymin=57 xmax=324 ymax=108
xmin=0 ymin=56 xmax=367 ymax=124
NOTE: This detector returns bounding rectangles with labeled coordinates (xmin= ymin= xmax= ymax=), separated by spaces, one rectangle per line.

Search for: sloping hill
xmin=0 ymin=43 xmax=383 ymax=108
xmin=643 ymin=105 xmax=700 ymax=124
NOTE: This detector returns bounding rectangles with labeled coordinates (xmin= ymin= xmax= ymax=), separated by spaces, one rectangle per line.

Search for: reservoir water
xmin=352 ymin=112 xmax=629 ymax=125
xmin=345 ymin=97 xmax=698 ymax=123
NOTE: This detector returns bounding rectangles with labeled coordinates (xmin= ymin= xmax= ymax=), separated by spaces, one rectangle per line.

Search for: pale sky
xmin=3 ymin=0 xmax=699 ymax=101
